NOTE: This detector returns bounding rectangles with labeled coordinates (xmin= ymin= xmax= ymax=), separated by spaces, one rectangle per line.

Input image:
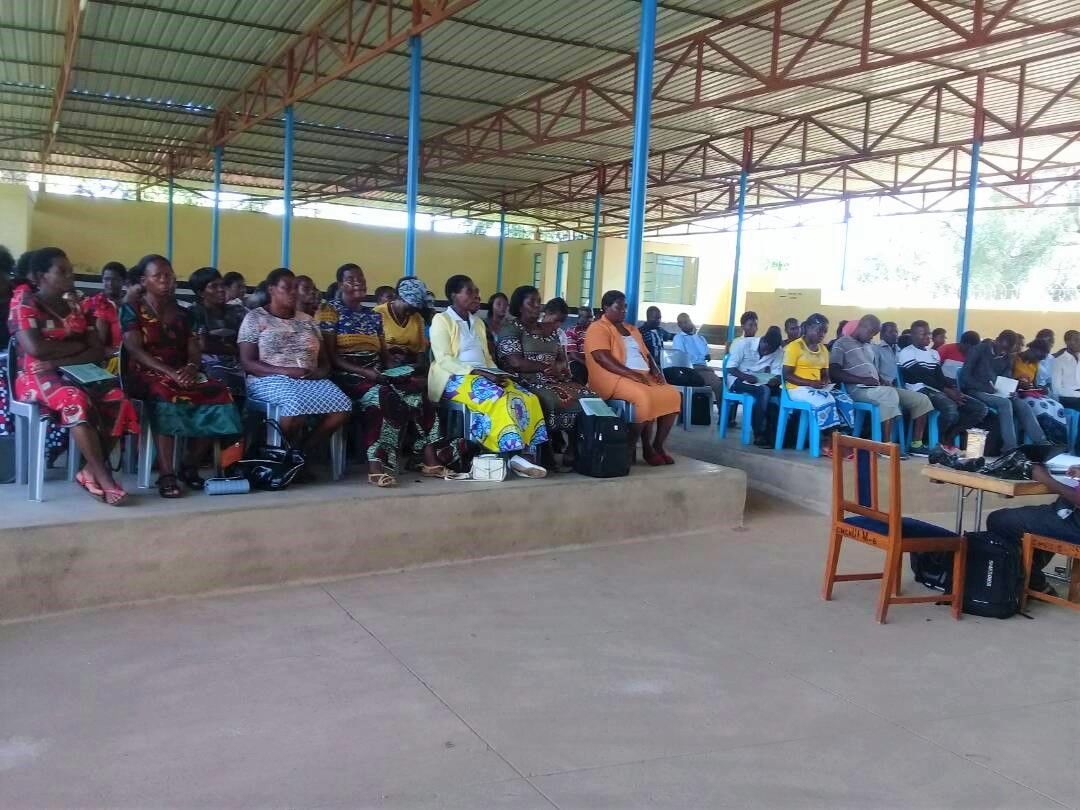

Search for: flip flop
xmin=420 ymin=464 xmax=450 ymax=478
xmin=367 ymin=472 xmax=398 ymax=488
xmin=75 ymin=470 xmax=105 ymax=502
xmin=102 ymin=486 xmax=128 ymax=506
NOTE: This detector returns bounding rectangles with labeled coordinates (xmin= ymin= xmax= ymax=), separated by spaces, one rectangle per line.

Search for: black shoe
xmin=908 ymin=444 xmax=930 ymax=457
xmin=753 ymin=435 xmax=773 ymax=449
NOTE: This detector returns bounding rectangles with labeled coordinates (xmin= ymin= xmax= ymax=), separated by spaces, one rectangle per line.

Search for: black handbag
xmin=229 ymin=421 xmax=305 ymax=491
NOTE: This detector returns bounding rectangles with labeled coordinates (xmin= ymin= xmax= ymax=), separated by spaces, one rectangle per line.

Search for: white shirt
xmin=673 ymin=332 xmax=710 ymax=365
xmin=725 ymin=336 xmax=781 ymax=386
xmin=448 ymin=307 xmax=486 ymax=366
xmin=623 ymin=335 xmax=649 ymax=371
xmin=1052 ymin=351 xmax=1080 ymax=399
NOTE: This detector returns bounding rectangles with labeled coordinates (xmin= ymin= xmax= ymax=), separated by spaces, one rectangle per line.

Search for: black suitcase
xmin=911 ymin=530 xmax=1025 ymax=618
xmin=574 ymin=412 xmax=630 ymax=478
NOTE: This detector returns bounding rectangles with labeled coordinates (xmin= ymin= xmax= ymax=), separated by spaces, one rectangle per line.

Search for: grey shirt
xmin=875 ymin=342 xmax=899 ymax=385
xmin=831 ymin=335 xmax=880 ymax=384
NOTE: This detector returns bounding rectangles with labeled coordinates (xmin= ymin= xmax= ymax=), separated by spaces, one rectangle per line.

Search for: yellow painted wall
xmin=0 ymin=183 xmax=34 ymax=255
xmin=27 ymin=192 xmax=532 ymax=297
xmin=743 ymin=288 xmax=1080 ymax=342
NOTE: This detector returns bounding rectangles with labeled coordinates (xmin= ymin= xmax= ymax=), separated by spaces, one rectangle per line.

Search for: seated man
xmin=782 ymin=317 xmax=800 ymax=346
xmin=961 ymin=329 xmax=1048 ymax=452
xmin=673 ymin=312 xmax=723 ymax=402
xmin=931 ymin=327 xmax=948 ymax=352
xmin=898 ymin=321 xmax=986 ymax=451
xmin=731 ymin=310 xmax=758 ymax=349
xmin=874 ymin=320 xmax=935 ymax=454
xmin=832 ymin=315 xmax=934 ymax=452
xmin=937 ymin=330 xmax=980 ymax=363
xmin=987 ymin=462 xmax=1080 ymax=596
xmin=639 ymin=306 xmax=673 ymax=367
xmin=724 ymin=325 xmax=783 ymax=447
xmin=1051 ymin=329 xmax=1080 ymax=411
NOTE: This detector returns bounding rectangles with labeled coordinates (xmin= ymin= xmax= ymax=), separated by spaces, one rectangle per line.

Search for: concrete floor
xmin=2 ymin=498 xmax=1078 ymax=809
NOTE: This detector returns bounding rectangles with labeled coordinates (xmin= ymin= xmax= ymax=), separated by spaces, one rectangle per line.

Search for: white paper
xmin=580 ymin=398 xmax=616 ymax=417
xmin=993 ymin=375 xmax=1019 ymax=397
xmin=1046 ymin=453 xmax=1080 ymax=472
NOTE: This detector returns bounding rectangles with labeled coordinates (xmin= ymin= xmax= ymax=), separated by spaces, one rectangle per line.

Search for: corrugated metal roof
xmin=0 ymin=0 xmax=1077 ymax=230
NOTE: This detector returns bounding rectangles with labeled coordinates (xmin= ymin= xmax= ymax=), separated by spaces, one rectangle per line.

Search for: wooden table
xmin=921 ymin=466 xmax=1051 ymax=534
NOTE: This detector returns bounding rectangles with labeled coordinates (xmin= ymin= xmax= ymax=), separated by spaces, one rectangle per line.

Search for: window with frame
xmin=556 ymin=252 xmax=568 ymax=299
xmin=532 ymin=253 xmax=542 ymax=288
xmin=641 ymin=253 xmax=698 ymax=305
xmin=580 ymin=250 xmax=594 ymax=307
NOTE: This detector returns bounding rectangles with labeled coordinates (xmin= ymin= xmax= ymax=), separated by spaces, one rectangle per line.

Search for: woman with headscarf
xmin=375 ymin=277 xmax=429 ymax=364
xmin=316 ymin=264 xmax=458 ymax=487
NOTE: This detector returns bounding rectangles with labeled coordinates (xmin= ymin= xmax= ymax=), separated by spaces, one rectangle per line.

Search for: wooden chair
xmin=1021 ymin=533 xmax=1080 ymax=611
xmin=822 ymin=432 xmax=967 ymax=623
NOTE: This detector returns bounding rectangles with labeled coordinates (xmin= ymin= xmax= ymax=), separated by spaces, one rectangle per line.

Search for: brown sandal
xmin=420 ymin=464 xmax=449 ymax=478
xmin=367 ymin=473 xmax=397 ymax=488
xmin=157 ymin=474 xmax=183 ymax=498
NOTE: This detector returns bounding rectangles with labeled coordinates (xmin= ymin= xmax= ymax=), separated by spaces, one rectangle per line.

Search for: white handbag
xmin=469 ymin=454 xmax=507 ymax=482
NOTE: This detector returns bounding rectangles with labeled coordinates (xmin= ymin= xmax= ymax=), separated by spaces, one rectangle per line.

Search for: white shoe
xmin=509 ymin=455 xmax=547 ymax=478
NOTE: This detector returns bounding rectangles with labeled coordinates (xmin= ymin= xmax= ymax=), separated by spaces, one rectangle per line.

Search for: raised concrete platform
xmin=668 ymin=427 xmax=1056 ymax=517
xmin=0 ymin=455 xmax=745 ymax=621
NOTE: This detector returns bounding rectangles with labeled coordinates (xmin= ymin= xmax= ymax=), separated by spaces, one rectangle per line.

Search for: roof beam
xmin=168 ymin=0 xmax=482 ymax=176
xmin=322 ymin=0 xmax=1080 ymax=197
xmin=42 ymin=0 xmax=86 ymax=170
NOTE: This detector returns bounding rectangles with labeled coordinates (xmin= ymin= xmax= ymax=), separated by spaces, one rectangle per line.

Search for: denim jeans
xmin=971 ymin=391 xmax=1046 ymax=451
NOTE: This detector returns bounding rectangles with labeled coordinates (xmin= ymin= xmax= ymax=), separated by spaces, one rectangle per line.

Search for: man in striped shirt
xmin=898 ymin=321 xmax=987 ymax=451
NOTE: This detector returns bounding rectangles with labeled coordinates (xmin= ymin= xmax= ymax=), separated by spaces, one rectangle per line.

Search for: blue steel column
xmin=281 ymin=105 xmax=295 ymax=268
xmin=623 ymin=0 xmax=658 ymax=325
xmin=589 ymin=190 xmax=601 ymax=308
xmin=166 ymin=171 xmax=174 ymax=263
xmin=495 ymin=208 xmax=506 ymax=292
xmin=403 ymin=34 xmax=422 ymax=277
xmin=210 ymin=145 xmax=223 ymax=267
xmin=726 ymin=129 xmax=752 ymax=346
xmin=956 ymin=74 xmax=985 ymax=337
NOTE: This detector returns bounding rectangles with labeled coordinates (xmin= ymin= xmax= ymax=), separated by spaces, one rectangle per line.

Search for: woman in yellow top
xmin=428 ymin=274 xmax=549 ymax=478
xmin=374 ymin=277 xmax=428 ymax=363
xmin=1011 ymin=338 xmax=1068 ymax=445
xmin=316 ymin=264 xmax=449 ymax=487
xmin=583 ymin=290 xmax=680 ymax=465
xmin=782 ymin=313 xmax=854 ymax=453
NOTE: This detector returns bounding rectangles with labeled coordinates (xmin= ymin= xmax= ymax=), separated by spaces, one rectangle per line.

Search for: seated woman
xmin=121 ymin=255 xmax=243 ymax=497
xmin=316 ymin=264 xmax=455 ymax=487
xmin=1012 ymin=338 xmax=1068 ymax=446
xmin=82 ymin=260 xmax=125 ymax=373
xmin=238 ymin=268 xmax=352 ymax=467
xmin=485 ymin=291 xmax=508 ymax=360
xmin=429 ymin=275 xmax=549 ymax=478
xmin=583 ymin=290 xmax=680 ymax=465
xmin=188 ymin=266 xmax=246 ymax=397
xmin=782 ymin=312 xmax=854 ymax=456
xmin=375 ymin=276 xmax=429 ymax=365
xmin=497 ymin=289 xmax=595 ymax=468
xmin=10 ymin=247 xmax=138 ymax=505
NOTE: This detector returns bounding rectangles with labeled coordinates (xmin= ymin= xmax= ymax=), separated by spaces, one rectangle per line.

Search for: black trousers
xmin=986 ymin=502 xmax=1080 ymax=588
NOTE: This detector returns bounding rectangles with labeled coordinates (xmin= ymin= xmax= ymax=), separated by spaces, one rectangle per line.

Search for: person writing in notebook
xmin=961 ymin=329 xmax=1047 ymax=452
xmin=987 ymin=462 xmax=1080 ymax=596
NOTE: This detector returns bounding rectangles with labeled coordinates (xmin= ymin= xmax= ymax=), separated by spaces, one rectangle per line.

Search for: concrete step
xmin=0 ymin=456 xmax=746 ymax=621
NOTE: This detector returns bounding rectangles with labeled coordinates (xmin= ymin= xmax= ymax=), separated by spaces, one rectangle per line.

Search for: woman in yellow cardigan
xmin=584 ymin=290 xmax=680 ymax=465
xmin=428 ymin=275 xmax=549 ymax=477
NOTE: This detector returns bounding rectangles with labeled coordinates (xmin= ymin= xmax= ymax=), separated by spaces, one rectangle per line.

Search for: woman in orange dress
xmin=584 ymin=290 xmax=680 ymax=465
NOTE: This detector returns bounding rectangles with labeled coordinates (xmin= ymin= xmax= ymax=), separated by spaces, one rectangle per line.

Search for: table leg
xmin=974 ymin=489 xmax=985 ymax=532
xmin=954 ymin=485 xmax=964 ymax=535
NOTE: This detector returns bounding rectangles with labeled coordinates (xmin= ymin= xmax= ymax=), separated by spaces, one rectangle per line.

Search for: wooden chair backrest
xmin=831 ymin=432 xmax=902 ymax=535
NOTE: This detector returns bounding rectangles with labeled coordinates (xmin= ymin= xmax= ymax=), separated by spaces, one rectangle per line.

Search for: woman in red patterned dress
xmin=9 ymin=248 xmax=139 ymax=505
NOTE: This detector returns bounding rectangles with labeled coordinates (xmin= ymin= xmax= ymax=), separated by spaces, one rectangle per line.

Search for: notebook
xmin=580 ymin=398 xmax=617 ymax=417
xmin=993 ymin=375 xmax=1019 ymax=397
xmin=59 ymin=364 xmax=117 ymax=386
xmin=381 ymin=364 xmax=416 ymax=378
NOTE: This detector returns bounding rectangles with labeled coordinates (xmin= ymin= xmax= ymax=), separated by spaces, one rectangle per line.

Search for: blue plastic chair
xmin=894 ymin=366 xmax=939 ymax=449
xmin=774 ymin=386 xmax=825 ymax=458
xmin=718 ymin=355 xmax=755 ymax=445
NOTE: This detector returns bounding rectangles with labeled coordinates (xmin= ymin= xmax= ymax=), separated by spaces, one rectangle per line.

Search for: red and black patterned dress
xmin=8 ymin=288 xmax=139 ymax=438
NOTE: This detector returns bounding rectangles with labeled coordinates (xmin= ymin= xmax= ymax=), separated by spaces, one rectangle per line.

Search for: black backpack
xmin=574 ymin=412 xmax=630 ymax=478
xmin=663 ymin=366 xmax=704 ymax=387
xmin=911 ymin=530 xmax=1026 ymax=619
